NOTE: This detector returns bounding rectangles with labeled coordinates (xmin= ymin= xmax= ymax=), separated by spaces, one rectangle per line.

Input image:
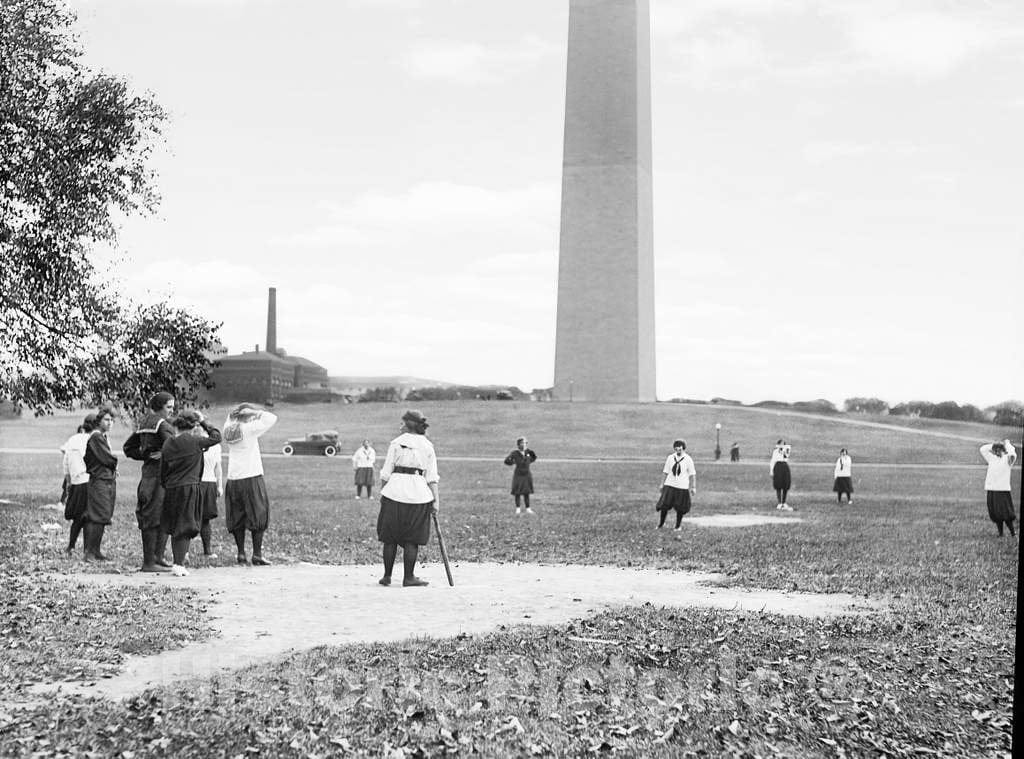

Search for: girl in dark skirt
xmin=504 ymin=437 xmax=537 ymax=514
xmin=832 ymin=448 xmax=854 ymax=504
xmin=82 ymin=408 xmax=118 ymax=561
xmin=377 ymin=410 xmax=440 ymax=587
xmin=980 ymin=440 xmax=1017 ymax=537
xmin=61 ymin=413 xmax=96 ymax=555
xmin=656 ymin=440 xmax=697 ymax=530
xmin=159 ymin=411 xmax=222 ymax=576
xmin=769 ymin=440 xmax=792 ymax=510
xmin=198 ymin=430 xmax=223 ymax=559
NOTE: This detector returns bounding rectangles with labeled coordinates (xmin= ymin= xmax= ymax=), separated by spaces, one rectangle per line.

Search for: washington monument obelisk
xmin=553 ymin=0 xmax=656 ymax=402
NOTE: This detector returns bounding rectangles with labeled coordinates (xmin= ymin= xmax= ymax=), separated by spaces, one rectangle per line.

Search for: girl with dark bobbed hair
xmin=376 ymin=410 xmax=439 ymax=587
xmin=159 ymin=410 xmax=222 ymax=576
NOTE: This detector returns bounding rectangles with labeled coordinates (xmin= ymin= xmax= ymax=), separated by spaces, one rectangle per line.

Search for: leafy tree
xmin=890 ymin=401 xmax=935 ymax=417
xmin=843 ymin=397 xmax=890 ymax=415
xmin=1 ymin=0 xmax=220 ymax=414
xmin=987 ymin=401 xmax=1023 ymax=428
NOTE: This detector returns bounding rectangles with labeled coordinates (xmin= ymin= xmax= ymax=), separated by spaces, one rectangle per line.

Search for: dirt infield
xmin=30 ymin=562 xmax=880 ymax=701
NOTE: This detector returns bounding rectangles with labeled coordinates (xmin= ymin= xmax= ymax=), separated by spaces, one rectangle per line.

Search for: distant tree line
xmin=357 ymin=386 xmax=529 ymax=403
xmin=668 ymin=396 xmax=1023 ymax=427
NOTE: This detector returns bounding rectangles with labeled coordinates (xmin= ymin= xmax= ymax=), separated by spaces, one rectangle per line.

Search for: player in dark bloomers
xmin=504 ymin=437 xmax=537 ymax=515
xmin=159 ymin=411 xmax=222 ymax=576
xmin=124 ymin=392 xmax=176 ymax=572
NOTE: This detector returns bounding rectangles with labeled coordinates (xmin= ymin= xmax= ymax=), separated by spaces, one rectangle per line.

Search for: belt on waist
xmin=393 ymin=466 xmax=424 ymax=475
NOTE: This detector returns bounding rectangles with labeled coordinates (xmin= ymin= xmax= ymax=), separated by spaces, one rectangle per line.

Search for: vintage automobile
xmin=281 ymin=430 xmax=341 ymax=457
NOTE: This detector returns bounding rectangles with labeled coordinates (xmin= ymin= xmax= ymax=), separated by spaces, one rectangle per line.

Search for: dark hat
xmin=402 ymin=409 xmax=428 ymax=427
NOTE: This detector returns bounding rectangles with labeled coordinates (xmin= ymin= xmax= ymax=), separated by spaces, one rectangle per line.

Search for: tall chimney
xmin=266 ymin=287 xmax=277 ymax=355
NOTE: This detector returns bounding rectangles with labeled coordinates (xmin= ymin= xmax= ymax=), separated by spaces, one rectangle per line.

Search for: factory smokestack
xmin=266 ymin=287 xmax=277 ymax=355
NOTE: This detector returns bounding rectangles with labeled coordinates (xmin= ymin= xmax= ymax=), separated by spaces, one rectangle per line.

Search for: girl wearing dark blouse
xmin=160 ymin=411 xmax=222 ymax=577
xmin=82 ymin=407 xmax=118 ymax=561
xmin=504 ymin=437 xmax=537 ymax=515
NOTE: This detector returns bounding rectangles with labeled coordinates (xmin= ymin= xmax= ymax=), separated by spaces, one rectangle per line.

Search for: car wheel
xmin=324 ymin=445 xmax=337 ymax=457
xmin=282 ymin=444 xmax=294 ymax=456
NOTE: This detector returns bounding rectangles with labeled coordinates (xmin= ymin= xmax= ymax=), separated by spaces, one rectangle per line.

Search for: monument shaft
xmin=554 ymin=0 xmax=656 ymax=402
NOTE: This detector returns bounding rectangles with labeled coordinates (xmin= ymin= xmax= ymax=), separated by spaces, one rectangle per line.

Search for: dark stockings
xmin=776 ymin=488 xmax=789 ymax=503
xmin=403 ymin=543 xmax=419 ymax=579
xmin=381 ymin=543 xmax=420 ymax=580
xmin=657 ymin=509 xmax=683 ymax=528
xmin=67 ymin=521 xmax=83 ymax=552
xmin=233 ymin=528 xmax=246 ymax=556
xmin=514 ymin=494 xmax=531 ymax=508
xmin=382 ymin=543 xmax=397 ymax=578
xmin=997 ymin=520 xmax=1017 ymax=537
xmin=357 ymin=485 xmax=372 ymax=498
xmin=171 ymin=536 xmax=190 ymax=565
xmin=252 ymin=529 xmax=265 ymax=557
xmin=200 ymin=521 xmax=213 ymax=554
xmin=154 ymin=531 xmax=170 ymax=566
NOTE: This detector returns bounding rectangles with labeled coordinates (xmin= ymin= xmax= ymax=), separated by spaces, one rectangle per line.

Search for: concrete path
xmin=31 ymin=561 xmax=879 ymax=702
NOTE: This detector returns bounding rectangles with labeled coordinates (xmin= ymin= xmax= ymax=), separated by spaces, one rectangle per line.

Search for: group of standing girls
xmin=766 ymin=441 xmax=855 ymax=509
xmin=59 ymin=393 xmax=278 ymax=575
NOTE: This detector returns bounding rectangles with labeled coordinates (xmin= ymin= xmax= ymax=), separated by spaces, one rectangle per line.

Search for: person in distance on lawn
xmin=124 ymin=392 xmax=176 ymax=572
xmin=82 ymin=407 xmax=118 ymax=561
xmin=377 ymin=409 xmax=439 ymax=587
xmin=979 ymin=439 xmax=1017 ymax=537
xmin=656 ymin=440 xmax=696 ymax=531
xmin=60 ymin=413 xmax=96 ymax=556
xmin=504 ymin=437 xmax=537 ymax=515
xmin=352 ymin=439 xmax=376 ymax=500
xmin=222 ymin=403 xmax=278 ymax=565
xmin=833 ymin=448 xmax=854 ymax=505
xmin=160 ymin=411 xmax=222 ymax=577
xmin=730 ymin=442 xmax=740 ymax=462
xmin=770 ymin=440 xmax=793 ymax=510
xmin=198 ymin=421 xmax=224 ymax=560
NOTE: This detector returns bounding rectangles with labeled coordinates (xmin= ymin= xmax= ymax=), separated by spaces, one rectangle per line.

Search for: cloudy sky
xmin=71 ymin=0 xmax=1022 ymax=406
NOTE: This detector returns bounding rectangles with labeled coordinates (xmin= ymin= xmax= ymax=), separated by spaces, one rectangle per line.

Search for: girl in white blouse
xmin=832 ymin=448 xmax=853 ymax=505
xmin=979 ymin=440 xmax=1017 ymax=537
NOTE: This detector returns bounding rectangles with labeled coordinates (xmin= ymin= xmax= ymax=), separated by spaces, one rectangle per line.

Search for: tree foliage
xmin=843 ymin=397 xmax=890 ymax=415
xmin=0 ymin=0 xmax=220 ymax=415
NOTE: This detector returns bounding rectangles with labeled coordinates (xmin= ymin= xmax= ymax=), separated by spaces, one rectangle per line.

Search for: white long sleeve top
xmin=352 ymin=445 xmax=376 ymax=469
xmin=834 ymin=455 xmax=852 ymax=478
xmin=769 ymin=446 xmax=791 ymax=474
xmin=379 ymin=433 xmax=438 ymax=504
xmin=61 ymin=432 xmax=91 ymax=485
xmin=980 ymin=443 xmax=1017 ymax=491
xmin=223 ymin=411 xmax=277 ymax=480
xmin=201 ymin=443 xmax=223 ymax=484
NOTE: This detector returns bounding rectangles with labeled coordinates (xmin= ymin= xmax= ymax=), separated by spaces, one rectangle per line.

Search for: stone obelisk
xmin=553 ymin=0 xmax=656 ymax=402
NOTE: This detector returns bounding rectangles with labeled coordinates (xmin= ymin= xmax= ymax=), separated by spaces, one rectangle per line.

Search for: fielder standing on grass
xmin=770 ymin=439 xmax=793 ymax=511
xmin=979 ymin=439 xmax=1017 ymax=537
xmin=352 ymin=439 xmax=376 ymax=500
xmin=656 ymin=439 xmax=696 ymax=531
xmin=504 ymin=436 xmax=537 ymax=515
xmin=833 ymin=447 xmax=854 ymax=505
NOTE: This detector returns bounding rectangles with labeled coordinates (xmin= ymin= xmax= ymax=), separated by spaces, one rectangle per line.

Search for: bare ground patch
xmin=30 ymin=561 xmax=880 ymax=701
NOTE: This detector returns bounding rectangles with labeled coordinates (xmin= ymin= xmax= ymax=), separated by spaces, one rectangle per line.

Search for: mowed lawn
xmin=0 ymin=402 xmax=1018 ymax=757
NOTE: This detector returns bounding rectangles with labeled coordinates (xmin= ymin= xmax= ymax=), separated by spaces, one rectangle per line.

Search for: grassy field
xmin=0 ymin=402 xmax=1019 ymax=757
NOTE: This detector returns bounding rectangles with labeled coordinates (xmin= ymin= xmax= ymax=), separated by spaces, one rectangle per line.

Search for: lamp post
xmin=714 ymin=423 xmax=722 ymax=461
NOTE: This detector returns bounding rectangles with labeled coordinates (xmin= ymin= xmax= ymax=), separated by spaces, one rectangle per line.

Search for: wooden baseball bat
xmin=432 ymin=512 xmax=454 ymax=586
